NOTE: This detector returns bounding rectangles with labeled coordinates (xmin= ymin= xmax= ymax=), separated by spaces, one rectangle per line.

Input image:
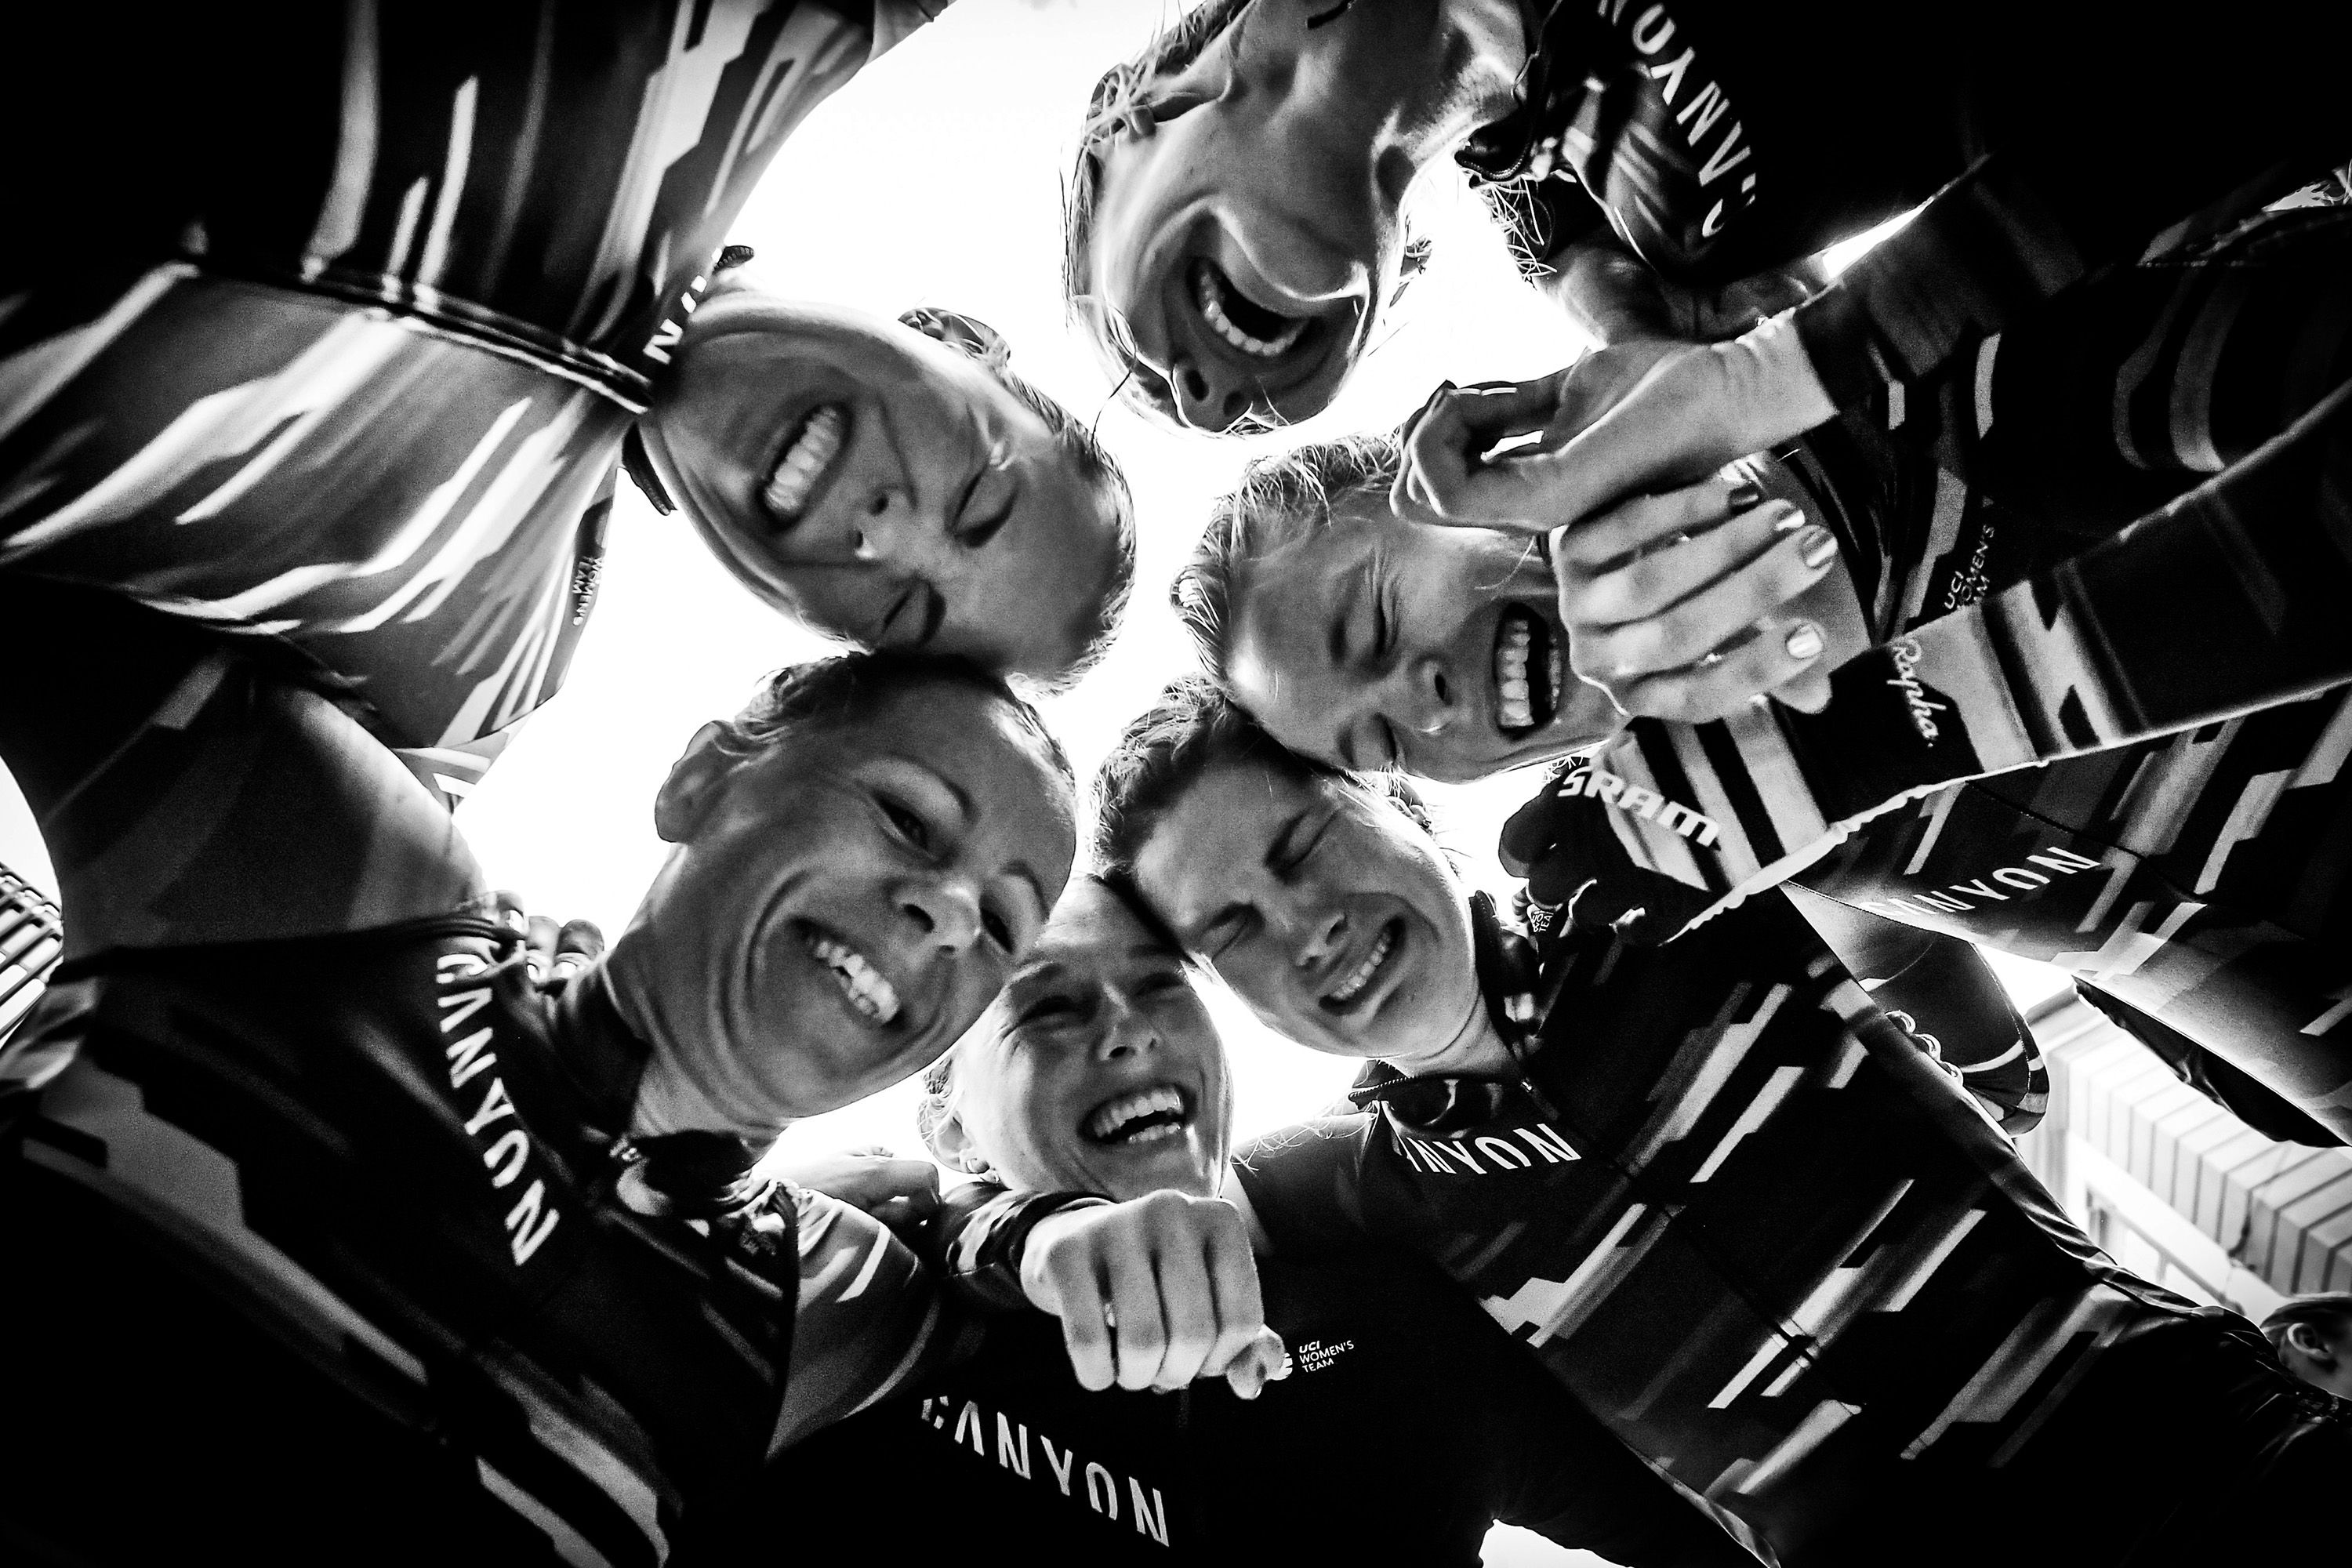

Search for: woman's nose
xmin=1293 ymin=906 xmax=1348 ymax=968
xmin=1094 ymin=993 xmax=1161 ymax=1061
xmin=895 ymin=875 xmax=982 ymax=955
xmin=852 ymin=486 xmax=919 ymax=560
xmin=1394 ymin=655 xmax=1459 ymax=735
xmin=1171 ymin=357 xmax=1254 ymax=432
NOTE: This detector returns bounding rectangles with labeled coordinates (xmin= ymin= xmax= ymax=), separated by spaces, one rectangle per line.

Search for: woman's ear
xmin=925 ymin=1102 xmax=992 ymax=1177
xmin=2285 ymin=1321 xmax=2340 ymax=1367
xmin=653 ymin=722 xmax=737 ymax=843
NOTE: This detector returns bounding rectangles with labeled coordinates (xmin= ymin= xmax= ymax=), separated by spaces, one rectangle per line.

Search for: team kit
xmin=2 ymin=2 xmax=2347 ymax=1565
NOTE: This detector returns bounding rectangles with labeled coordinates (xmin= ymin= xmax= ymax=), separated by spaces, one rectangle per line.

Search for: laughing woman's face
xmin=1081 ymin=0 xmax=1475 ymax=431
xmin=1130 ymin=760 xmax=1480 ymax=1065
xmin=630 ymin=677 xmax=1077 ymax=1128
xmin=1224 ymin=492 xmax=1621 ymax=782
xmin=939 ymin=880 xmax=1232 ymax=1202
xmin=638 ymin=289 xmax=1123 ymax=681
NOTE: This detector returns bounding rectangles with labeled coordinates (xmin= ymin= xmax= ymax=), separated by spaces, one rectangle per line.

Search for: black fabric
xmin=1 ymin=920 xmax=800 ymax=1565
xmin=2075 ymin=982 xmax=2341 ymax=1149
xmin=1232 ymin=895 xmax=2240 ymax=1566
xmin=0 ymin=1161 xmax=570 ymax=1568
xmin=782 ymin=1252 xmax=1759 ymax=1566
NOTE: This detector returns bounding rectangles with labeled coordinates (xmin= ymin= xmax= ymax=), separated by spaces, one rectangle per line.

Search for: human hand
xmin=491 ymin=891 xmax=604 ymax=990
xmin=1657 ymin=257 xmax=1830 ymax=341
xmin=1388 ymin=342 xmax=1681 ymax=529
xmin=1499 ymin=755 xmax=1719 ymax=952
xmin=1019 ymin=1191 xmax=1286 ymax=1399
xmin=771 ymin=1145 xmax=942 ymax=1232
xmin=1548 ymin=472 xmax=1851 ymax=722
xmin=1392 ymin=312 xmax=1836 ymax=534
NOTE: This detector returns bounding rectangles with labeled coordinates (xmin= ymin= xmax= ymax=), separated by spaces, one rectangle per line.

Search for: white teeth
xmin=1548 ymin=643 xmax=1565 ymax=710
xmin=1494 ymin=615 xmax=1535 ymax=731
xmin=1192 ymin=264 xmax=1306 ymax=360
xmin=1328 ymin=926 xmax=1394 ymax=1005
xmin=805 ymin=931 xmax=900 ymax=1025
xmin=764 ymin=405 xmax=846 ymax=521
xmin=1087 ymin=1084 xmax=1188 ymax=1143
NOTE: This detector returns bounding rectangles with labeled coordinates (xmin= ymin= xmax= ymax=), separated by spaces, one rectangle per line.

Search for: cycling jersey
xmin=1508 ymin=207 xmax=2352 ymax=1141
xmin=0 ymin=0 xmax=949 ymax=808
xmin=938 ymin=892 xmax=2347 ymax=1562
xmin=1220 ymin=895 xmax=2344 ymax=1566
xmin=1470 ymin=0 xmax=2345 ymax=408
xmin=0 ymin=584 xmax=963 ymax=1563
xmin=786 ymin=1247 xmax=1761 ymax=1566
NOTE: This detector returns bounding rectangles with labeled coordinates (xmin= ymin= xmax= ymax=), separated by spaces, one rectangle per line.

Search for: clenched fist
xmin=1021 ymin=1190 xmax=1287 ymax=1399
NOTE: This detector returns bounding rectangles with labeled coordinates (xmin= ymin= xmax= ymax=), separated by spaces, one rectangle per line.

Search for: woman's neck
xmin=1391 ymin=990 xmax=1519 ymax=1080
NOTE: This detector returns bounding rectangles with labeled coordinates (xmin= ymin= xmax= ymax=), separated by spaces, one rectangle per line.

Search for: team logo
xmin=1557 ymin=764 xmax=1722 ymax=848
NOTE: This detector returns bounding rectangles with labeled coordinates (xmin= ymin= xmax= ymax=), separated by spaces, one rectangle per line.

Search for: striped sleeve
xmin=1589 ymin=377 xmax=2352 ymax=919
xmin=924 ymin=1181 xmax=1111 ymax=1312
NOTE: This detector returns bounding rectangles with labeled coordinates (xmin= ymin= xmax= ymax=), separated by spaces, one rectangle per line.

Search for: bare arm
xmin=1540 ymin=232 xmax=1832 ymax=349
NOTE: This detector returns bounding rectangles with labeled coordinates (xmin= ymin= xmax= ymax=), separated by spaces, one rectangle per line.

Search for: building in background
xmin=0 ymin=861 xmax=63 ymax=1048
xmin=2016 ymin=995 xmax=2352 ymax=1320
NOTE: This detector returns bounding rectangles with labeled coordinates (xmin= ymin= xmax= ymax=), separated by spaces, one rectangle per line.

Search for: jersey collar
xmin=1345 ymin=892 xmax=1556 ymax=1134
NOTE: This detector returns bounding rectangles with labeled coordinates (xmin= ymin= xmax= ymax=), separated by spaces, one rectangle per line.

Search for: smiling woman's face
xmin=942 ymin=880 xmax=1232 ymax=1202
xmin=1225 ymin=492 xmax=1620 ymax=782
xmin=1084 ymin=0 xmax=1475 ymax=431
xmin=640 ymin=289 xmax=1120 ymax=680
xmin=1131 ymin=760 xmax=1478 ymax=1065
xmin=632 ymin=678 xmax=1077 ymax=1126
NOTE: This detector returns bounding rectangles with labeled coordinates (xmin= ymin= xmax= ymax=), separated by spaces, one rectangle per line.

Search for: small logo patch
xmin=1559 ymin=765 xmax=1722 ymax=848
xmin=1887 ymin=637 xmax=1948 ymax=742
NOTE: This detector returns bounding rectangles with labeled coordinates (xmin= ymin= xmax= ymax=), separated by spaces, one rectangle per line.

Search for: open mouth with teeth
xmin=1083 ymin=1083 xmax=1195 ymax=1148
xmin=1323 ymin=917 xmax=1403 ymax=1014
xmin=1494 ymin=605 xmax=1566 ymax=736
xmin=763 ymin=404 xmax=847 ymax=524
xmin=801 ymin=924 xmax=902 ymax=1025
xmin=1189 ymin=259 xmax=1308 ymax=361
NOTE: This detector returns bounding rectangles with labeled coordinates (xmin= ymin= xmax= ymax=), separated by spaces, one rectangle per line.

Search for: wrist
xmin=1726 ymin=310 xmax=1838 ymax=446
xmin=1012 ymin=1196 xmax=1112 ymax=1301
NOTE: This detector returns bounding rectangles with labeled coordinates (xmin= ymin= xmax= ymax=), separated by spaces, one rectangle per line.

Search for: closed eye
xmin=879 ymin=797 xmax=932 ymax=853
xmin=1203 ymin=908 xmax=1254 ymax=960
xmin=957 ymin=503 xmax=1011 ymax=552
xmin=1018 ymin=993 xmax=1080 ymax=1026
xmin=1273 ymin=815 xmax=1330 ymax=877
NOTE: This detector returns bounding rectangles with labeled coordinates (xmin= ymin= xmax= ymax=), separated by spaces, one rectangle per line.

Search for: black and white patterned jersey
xmin=1465 ymin=0 xmax=2343 ymax=411
xmin=1229 ymin=894 xmax=2216 ymax=1563
xmin=1510 ymin=208 xmax=2352 ymax=1140
xmin=0 ymin=583 xmax=966 ymax=1562
xmin=0 ymin=0 xmax=949 ymax=807
xmin=787 ymin=1247 xmax=1762 ymax=1565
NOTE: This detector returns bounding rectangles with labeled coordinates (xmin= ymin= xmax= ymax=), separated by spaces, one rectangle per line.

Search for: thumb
xmin=1222 ymin=1326 xmax=1293 ymax=1400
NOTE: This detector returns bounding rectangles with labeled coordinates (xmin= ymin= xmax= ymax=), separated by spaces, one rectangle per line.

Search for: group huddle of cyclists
xmin=2 ymin=2 xmax=2347 ymax=1564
